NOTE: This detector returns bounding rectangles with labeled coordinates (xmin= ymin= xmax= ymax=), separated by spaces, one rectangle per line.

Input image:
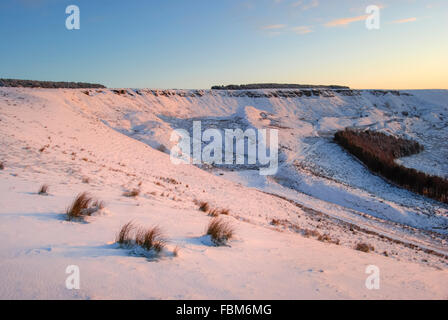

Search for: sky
xmin=0 ymin=0 xmax=447 ymax=89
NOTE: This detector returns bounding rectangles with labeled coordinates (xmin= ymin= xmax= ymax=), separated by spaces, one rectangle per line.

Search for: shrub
xmin=206 ymin=218 xmax=234 ymax=246
xmin=208 ymin=208 xmax=230 ymax=217
xmin=66 ymin=192 xmax=104 ymax=221
xmin=335 ymin=129 xmax=448 ymax=204
xmin=199 ymin=201 xmax=210 ymax=212
xmin=173 ymin=246 xmax=180 ymax=257
xmin=208 ymin=208 xmax=220 ymax=217
xmin=123 ymin=189 xmax=140 ymax=197
xmin=156 ymin=144 xmax=168 ymax=153
xmin=0 ymin=162 xmax=4 ymax=170
xmin=116 ymin=222 xmax=167 ymax=255
xmin=92 ymin=199 xmax=105 ymax=210
xmin=135 ymin=226 xmax=166 ymax=253
xmin=303 ymin=229 xmax=321 ymax=238
xmin=355 ymin=242 xmax=374 ymax=253
xmin=116 ymin=221 xmax=135 ymax=246
xmin=317 ymin=234 xmax=340 ymax=245
xmin=38 ymin=184 xmax=49 ymax=195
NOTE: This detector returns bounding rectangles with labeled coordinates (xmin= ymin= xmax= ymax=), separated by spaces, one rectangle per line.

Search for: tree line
xmin=0 ymin=78 xmax=105 ymax=89
xmin=335 ymin=129 xmax=448 ymax=204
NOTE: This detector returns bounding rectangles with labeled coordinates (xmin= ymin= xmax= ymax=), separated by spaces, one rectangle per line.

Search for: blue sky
xmin=0 ymin=0 xmax=447 ymax=89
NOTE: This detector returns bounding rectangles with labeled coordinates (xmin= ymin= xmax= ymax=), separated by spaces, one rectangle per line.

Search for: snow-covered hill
xmin=0 ymin=87 xmax=447 ymax=299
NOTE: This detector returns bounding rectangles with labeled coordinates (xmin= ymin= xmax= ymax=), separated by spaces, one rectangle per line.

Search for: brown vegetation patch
xmin=123 ymin=189 xmax=140 ymax=198
xmin=38 ymin=184 xmax=49 ymax=195
xmin=66 ymin=192 xmax=104 ymax=221
xmin=206 ymin=218 xmax=234 ymax=246
xmin=355 ymin=242 xmax=375 ymax=253
xmin=335 ymin=129 xmax=448 ymax=203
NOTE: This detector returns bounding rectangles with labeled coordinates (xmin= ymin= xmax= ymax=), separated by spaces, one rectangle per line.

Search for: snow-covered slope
xmin=0 ymin=87 xmax=447 ymax=299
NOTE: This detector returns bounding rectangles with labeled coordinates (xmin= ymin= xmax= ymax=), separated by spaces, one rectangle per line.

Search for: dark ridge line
xmin=104 ymin=88 xmax=411 ymax=98
xmin=0 ymin=78 xmax=106 ymax=89
xmin=211 ymin=83 xmax=350 ymax=90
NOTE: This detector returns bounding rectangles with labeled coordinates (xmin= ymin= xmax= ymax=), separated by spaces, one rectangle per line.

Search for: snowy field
xmin=0 ymin=87 xmax=447 ymax=299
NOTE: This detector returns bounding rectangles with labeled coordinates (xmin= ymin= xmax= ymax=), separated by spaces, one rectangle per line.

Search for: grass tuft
xmin=199 ymin=201 xmax=210 ymax=212
xmin=116 ymin=221 xmax=135 ymax=246
xmin=208 ymin=208 xmax=220 ymax=217
xmin=123 ymin=189 xmax=140 ymax=198
xmin=135 ymin=226 xmax=166 ymax=253
xmin=116 ymin=223 xmax=167 ymax=255
xmin=173 ymin=246 xmax=180 ymax=257
xmin=38 ymin=184 xmax=49 ymax=195
xmin=206 ymin=218 xmax=234 ymax=246
xmin=66 ymin=192 xmax=104 ymax=221
xmin=317 ymin=234 xmax=340 ymax=245
xmin=355 ymin=242 xmax=374 ymax=253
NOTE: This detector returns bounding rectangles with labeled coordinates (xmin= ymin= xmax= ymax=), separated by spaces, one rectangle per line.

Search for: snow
xmin=0 ymin=87 xmax=447 ymax=299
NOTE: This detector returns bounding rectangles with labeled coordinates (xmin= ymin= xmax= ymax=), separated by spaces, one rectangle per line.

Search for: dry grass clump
xmin=0 ymin=162 xmax=4 ymax=170
xmin=208 ymin=208 xmax=230 ymax=217
xmin=303 ymin=229 xmax=321 ymax=238
xmin=115 ymin=222 xmax=167 ymax=255
xmin=206 ymin=218 xmax=234 ymax=246
xmin=199 ymin=201 xmax=210 ymax=212
xmin=207 ymin=208 xmax=220 ymax=217
xmin=156 ymin=145 xmax=168 ymax=153
xmin=123 ymin=189 xmax=140 ymax=198
xmin=66 ymin=192 xmax=104 ymax=221
xmin=135 ymin=226 xmax=166 ymax=253
xmin=38 ymin=184 xmax=49 ymax=195
xmin=355 ymin=242 xmax=375 ymax=253
xmin=271 ymin=219 xmax=281 ymax=226
xmin=173 ymin=246 xmax=180 ymax=257
xmin=39 ymin=145 xmax=49 ymax=153
xmin=317 ymin=234 xmax=340 ymax=245
xmin=116 ymin=221 xmax=135 ymax=246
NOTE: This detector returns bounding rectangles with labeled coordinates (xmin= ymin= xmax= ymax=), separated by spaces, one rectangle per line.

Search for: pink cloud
xmin=391 ymin=17 xmax=417 ymax=24
xmin=325 ymin=15 xmax=369 ymax=27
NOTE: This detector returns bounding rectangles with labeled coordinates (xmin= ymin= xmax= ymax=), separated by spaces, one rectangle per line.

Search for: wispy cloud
xmin=291 ymin=0 xmax=319 ymax=10
xmin=391 ymin=17 xmax=417 ymax=24
xmin=291 ymin=26 xmax=313 ymax=34
xmin=261 ymin=24 xmax=286 ymax=30
xmin=349 ymin=3 xmax=386 ymax=14
xmin=325 ymin=15 xmax=368 ymax=27
xmin=303 ymin=0 xmax=319 ymax=11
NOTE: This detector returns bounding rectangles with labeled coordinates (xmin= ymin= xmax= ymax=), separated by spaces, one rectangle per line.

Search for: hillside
xmin=0 ymin=87 xmax=447 ymax=299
